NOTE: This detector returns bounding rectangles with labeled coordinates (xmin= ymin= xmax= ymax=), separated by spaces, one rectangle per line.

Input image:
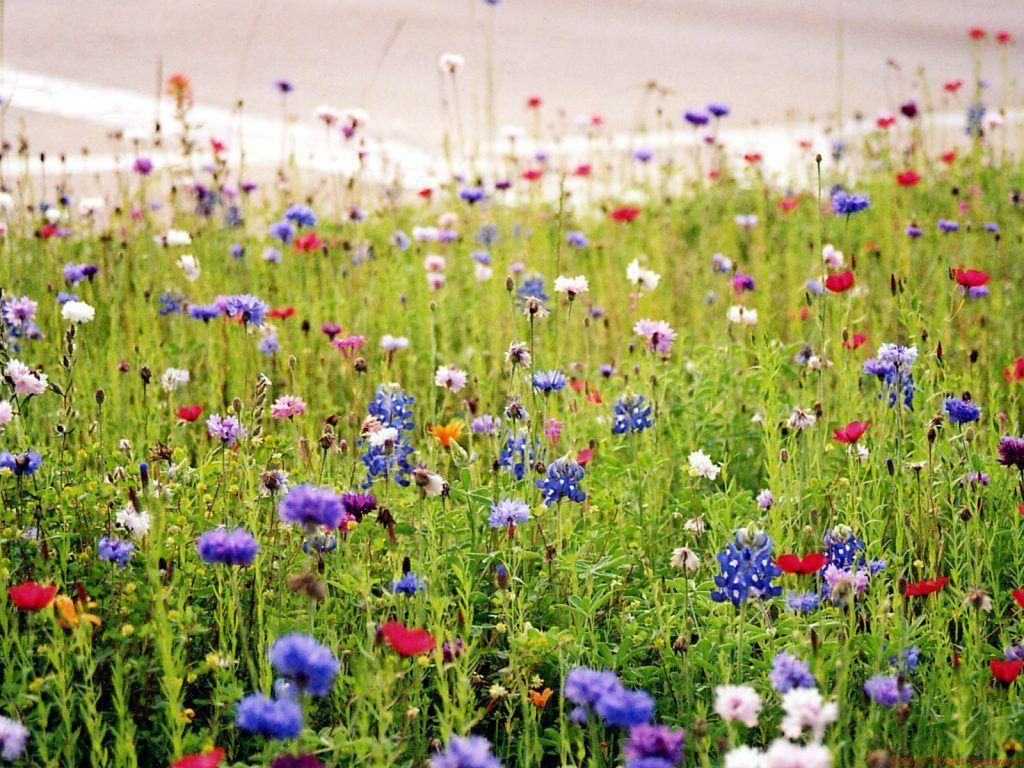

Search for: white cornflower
xmin=688 ymin=450 xmax=721 ymax=481
xmin=779 ymin=688 xmax=839 ymax=743
xmin=786 ymin=407 xmax=817 ymax=431
xmin=61 ymin=301 xmax=95 ymax=324
xmin=439 ymin=53 xmax=465 ymax=72
xmin=821 ymin=243 xmax=844 ymax=269
xmin=554 ymin=275 xmax=589 ymax=299
xmin=626 ymin=259 xmax=661 ymax=291
xmin=116 ymin=505 xmax=152 ymax=538
xmin=724 ymin=746 xmax=765 ymax=768
xmin=160 ymin=368 xmax=190 ymax=393
xmin=380 ymin=334 xmax=409 ymax=352
xmin=727 ymin=305 xmax=758 ymax=325
xmin=177 ymin=254 xmax=201 ymax=282
xmin=714 ymin=684 xmax=762 ymax=728
xmin=670 ymin=546 xmax=700 ymax=573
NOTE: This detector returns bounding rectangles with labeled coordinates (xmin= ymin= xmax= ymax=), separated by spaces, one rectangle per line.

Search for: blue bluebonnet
xmin=823 ymin=525 xmax=863 ymax=569
xmin=430 ymin=735 xmax=502 ymax=768
xmin=612 ymin=394 xmax=654 ymax=434
xmin=284 ymin=204 xmax=317 ymax=227
xmin=269 ymin=633 xmax=339 ymax=697
xmin=710 ymin=526 xmax=782 ymax=606
xmin=391 ymin=572 xmax=426 ymax=595
xmin=863 ymin=674 xmax=913 ymax=707
xmin=944 ymin=396 xmax=981 ymax=424
xmin=532 ymin=370 xmax=567 ymax=395
xmin=770 ymin=652 xmax=816 ymax=692
xmin=0 ymin=450 xmax=43 ymax=476
xmin=223 ymin=294 xmax=269 ymax=326
xmin=98 ymin=537 xmax=134 ymax=569
xmin=361 ymin=384 xmax=416 ymax=486
xmin=831 ymin=190 xmax=870 ymax=216
xmin=197 ymin=527 xmax=260 ymax=566
xmin=488 ymin=498 xmax=532 ymax=529
xmin=624 ymin=723 xmax=685 ymax=768
xmin=498 ymin=430 xmax=536 ymax=480
xmin=863 ymin=343 xmax=917 ymax=409
xmin=536 ymin=457 xmax=586 ymax=506
xmin=279 ymin=485 xmax=344 ymax=529
xmin=563 ymin=667 xmax=654 ymax=728
xmin=235 ymin=693 xmax=303 ymax=739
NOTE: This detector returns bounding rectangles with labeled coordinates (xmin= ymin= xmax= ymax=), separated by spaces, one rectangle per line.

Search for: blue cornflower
xmin=470 ymin=414 xmax=501 ymax=435
xmin=235 ymin=693 xmax=303 ymax=739
xmin=269 ymin=633 xmax=339 ymax=697
xmin=391 ymin=572 xmax=426 ymax=596
xmin=477 ymin=224 xmax=499 ymax=246
xmin=157 ymin=290 xmax=186 ymax=316
xmin=223 ymin=294 xmax=269 ymax=326
xmin=785 ymin=591 xmax=820 ymax=612
xmin=944 ymin=396 xmax=981 ymax=425
xmin=270 ymin=220 xmax=296 ymax=243
xmin=612 ymin=394 xmax=654 ymax=434
xmin=0 ymin=450 xmax=43 ymax=476
xmin=710 ymin=526 xmax=783 ymax=606
xmin=905 ymin=224 xmax=923 ymax=238
xmin=188 ymin=303 xmax=222 ymax=322
xmin=624 ymin=723 xmax=685 ymax=768
xmin=535 ymin=456 xmax=586 ymax=506
xmin=564 ymin=668 xmax=654 ymax=728
xmin=229 ymin=243 xmax=245 ymax=260
xmin=391 ymin=230 xmax=411 ymax=249
xmin=966 ymin=102 xmax=986 ymax=137
xmin=864 ymin=343 xmax=917 ymax=409
xmin=98 ymin=537 xmax=134 ymax=569
xmin=937 ymin=219 xmax=959 ymax=233
xmin=197 ymin=527 xmax=260 ymax=566
xmin=532 ymin=369 xmax=567 ymax=395
xmin=863 ymin=674 xmax=913 ymax=707
xmin=770 ymin=652 xmax=817 ymax=692
xmin=707 ymin=103 xmax=730 ymax=118
xmin=831 ymin=190 xmax=870 ymax=217
xmin=567 ymin=230 xmax=589 ymax=248
xmin=430 ymin=735 xmax=502 ymax=768
xmin=516 ymin=275 xmax=549 ymax=309
xmin=889 ymin=646 xmax=920 ymax=674
xmin=683 ymin=110 xmax=709 ymax=126
xmin=259 ymin=333 xmax=280 ymax=356
xmin=284 ymin=204 xmax=317 ymax=227
xmin=488 ymin=498 xmax=532 ymax=529
xmin=278 ymin=484 xmax=344 ymax=529
xmin=459 ymin=186 xmax=486 ymax=204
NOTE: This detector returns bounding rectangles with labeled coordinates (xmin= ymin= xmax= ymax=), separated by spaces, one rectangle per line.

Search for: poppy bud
xmin=139 ymin=461 xmax=149 ymax=486
xmin=936 ymin=342 xmax=943 ymax=361
xmin=139 ymin=366 xmax=152 ymax=384
xmin=780 ymin=449 xmax=789 ymax=463
xmin=301 ymin=319 xmax=310 ymax=333
xmin=95 ymin=388 xmax=105 ymax=405
xmin=970 ymin=349 xmax=979 ymax=364
xmin=494 ymin=563 xmax=509 ymax=589
xmin=886 ymin=458 xmax=894 ymax=476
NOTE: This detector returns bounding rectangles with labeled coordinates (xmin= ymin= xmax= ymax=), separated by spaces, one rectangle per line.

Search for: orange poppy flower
xmin=528 ymin=688 xmax=553 ymax=707
xmin=430 ymin=422 xmax=464 ymax=448
xmin=54 ymin=595 xmax=101 ymax=629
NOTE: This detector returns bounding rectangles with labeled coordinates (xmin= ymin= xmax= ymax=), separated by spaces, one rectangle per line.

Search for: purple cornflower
xmin=279 ymin=484 xmax=344 ymax=529
xmin=269 ymin=633 xmax=339 ymax=697
xmin=567 ymin=230 xmax=589 ymax=249
xmin=284 ymin=204 xmax=317 ymax=227
xmin=683 ymin=110 xmax=710 ymax=126
xmin=937 ymin=219 xmax=959 ymax=233
xmin=0 ymin=716 xmax=28 ymax=761
xmin=863 ymin=674 xmax=913 ymax=707
xmin=275 ymin=79 xmax=294 ymax=94
xmin=133 ymin=157 xmax=153 ymax=175
xmin=188 ymin=303 xmax=222 ymax=322
xmin=905 ymin=224 xmax=923 ymax=238
xmin=564 ymin=668 xmax=654 ymax=728
xmin=532 ymin=369 xmax=567 ymax=395
xmin=770 ymin=652 xmax=817 ymax=692
xmin=0 ymin=450 xmax=43 ymax=476
xmin=390 ymin=572 xmax=426 ymax=595
xmin=470 ymin=414 xmax=501 ymax=435
xmin=831 ymin=190 xmax=870 ymax=217
xmin=207 ymin=413 xmax=246 ymax=446
xmin=624 ymin=723 xmax=685 ymax=768
xmin=633 ymin=319 xmax=677 ymax=356
xmin=944 ymin=396 xmax=981 ymax=424
xmin=235 ymin=693 xmax=302 ymax=739
xmin=732 ymin=272 xmax=756 ymax=293
xmin=707 ymin=102 xmax=730 ymax=118
xmin=430 ymin=736 xmax=502 ymax=768
xmin=98 ymin=536 xmax=134 ymax=569
xmin=997 ymin=436 xmax=1024 ymax=471
xmin=270 ymin=220 xmax=296 ymax=243
xmin=488 ymin=498 xmax=532 ymax=529
xmin=459 ymin=186 xmax=486 ymax=205
xmin=223 ymin=294 xmax=269 ymax=326
xmin=339 ymin=492 xmax=377 ymax=522
xmin=197 ymin=527 xmax=260 ymax=566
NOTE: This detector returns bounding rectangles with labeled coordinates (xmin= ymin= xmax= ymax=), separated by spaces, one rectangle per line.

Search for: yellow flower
xmin=180 ymin=708 xmax=195 ymax=723
xmin=53 ymin=595 xmax=101 ymax=629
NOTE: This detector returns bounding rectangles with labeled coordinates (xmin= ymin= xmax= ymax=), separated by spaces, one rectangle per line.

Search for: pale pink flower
xmin=713 ymin=684 xmax=762 ymax=728
xmin=435 ymin=365 xmax=468 ymax=393
xmin=271 ymin=395 xmax=307 ymax=420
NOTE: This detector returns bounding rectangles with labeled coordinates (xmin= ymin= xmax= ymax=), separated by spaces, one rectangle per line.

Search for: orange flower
xmin=430 ymin=421 xmax=464 ymax=448
xmin=528 ymin=688 xmax=553 ymax=708
xmin=166 ymin=73 xmax=194 ymax=110
xmin=54 ymin=595 xmax=101 ymax=629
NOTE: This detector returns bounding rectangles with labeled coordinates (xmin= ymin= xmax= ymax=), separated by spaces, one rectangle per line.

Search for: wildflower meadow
xmin=1 ymin=16 xmax=1024 ymax=768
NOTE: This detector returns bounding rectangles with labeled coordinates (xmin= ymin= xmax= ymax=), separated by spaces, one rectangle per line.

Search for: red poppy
xmin=797 ymin=139 xmax=812 ymax=149
xmin=294 ymin=231 xmax=324 ymax=253
xmin=825 ymin=271 xmax=855 ymax=294
xmin=896 ymin=170 xmax=921 ymax=187
xmin=609 ymin=207 xmax=640 ymax=223
xmin=707 ymin=168 xmax=721 ymax=180
xmin=590 ymin=114 xmax=604 ymax=127
xmin=39 ymin=224 xmax=58 ymax=239
xmin=990 ymin=660 xmax=1023 ymax=685
xmin=778 ymin=197 xmax=798 ymax=212
xmin=8 ymin=582 xmax=58 ymax=611
xmin=526 ymin=95 xmax=543 ymax=109
xmin=418 ymin=187 xmax=433 ymax=199
xmin=776 ymin=553 xmax=827 ymax=575
xmin=521 ymin=168 xmax=544 ymax=182
xmin=577 ymin=447 xmax=595 ymax=467
xmin=833 ymin=421 xmax=870 ymax=444
xmin=569 ymin=379 xmax=587 ymax=393
xmin=943 ymin=79 xmax=963 ymax=94
xmin=177 ymin=405 xmax=204 ymax=422
xmin=743 ymin=153 xmax=762 ymax=165
xmin=380 ymin=621 xmax=435 ymax=656
xmin=268 ymin=306 xmax=295 ymax=320
xmin=876 ymin=115 xmax=895 ymax=129
xmin=904 ymin=577 xmax=949 ymax=597
xmin=952 ymin=268 xmax=990 ymax=288
xmin=584 ymin=389 xmax=602 ymax=405
xmin=996 ymin=30 xmax=1013 ymax=45
xmin=172 ymin=748 xmax=226 ymax=768
xmin=844 ymin=332 xmax=868 ymax=350
xmin=798 ymin=306 xmax=811 ymax=321
xmin=572 ymin=164 xmax=592 ymax=177
xmin=940 ymin=150 xmax=957 ymax=164
xmin=1012 ymin=590 xmax=1024 ymax=610
xmin=1004 ymin=358 xmax=1024 ymax=383
xmin=968 ymin=27 xmax=987 ymax=41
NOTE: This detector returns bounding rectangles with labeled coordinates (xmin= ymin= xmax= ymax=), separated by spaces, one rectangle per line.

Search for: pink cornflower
xmin=633 ymin=319 xmax=677 ymax=355
xmin=331 ymin=335 xmax=367 ymax=357
xmin=435 ymin=365 xmax=468 ymax=393
xmin=271 ymin=395 xmax=307 ymax=420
